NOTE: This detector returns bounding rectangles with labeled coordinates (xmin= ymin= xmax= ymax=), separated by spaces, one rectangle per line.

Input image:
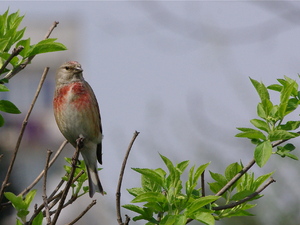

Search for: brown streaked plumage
xmin=53 ymin=61 xmax=103 ymax=197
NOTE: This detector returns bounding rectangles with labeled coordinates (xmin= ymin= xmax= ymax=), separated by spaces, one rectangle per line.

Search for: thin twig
xmin=20 ymin=140 xmax=68 ymax=197
xmin=51 ymin=137 xmax=83 ymax=225
xmin=116 ymin=131 xmax=140 ymax=225
xmin=201 ymin=171 xmax=205 ymax=197
xmin=65 ymin=200 xmax=97 ymax=225
xmin=4 ymin=21 xmax=59 ymax=80
xmin=43 ymin=150 xmax=53 ymax=225
xmin=0 ymin=67 xmax=49 ymax=207
xmin=212 ymin=177 xmax=276 ymax=210
xmin=215 ymin=159 xmax=256 ymax=197
xmin=0 ymin=46 xmax=24 ymax=76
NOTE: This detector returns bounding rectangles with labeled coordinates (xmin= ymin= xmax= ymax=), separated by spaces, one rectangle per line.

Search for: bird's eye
xmin=65 ymin=66 xmax=70 ymax=70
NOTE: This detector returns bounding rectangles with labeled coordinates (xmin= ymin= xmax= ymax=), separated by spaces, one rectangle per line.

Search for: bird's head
xmin=56 ymin=61 xmax=84 ymax=84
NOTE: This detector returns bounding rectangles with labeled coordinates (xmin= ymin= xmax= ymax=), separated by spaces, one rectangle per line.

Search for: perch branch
xmin=0 ymin=67 xmax=49 ymax=207
xmin=116 ymin=131 xmax=140 ymax=225
xmin=43 ymin=150 xmax=52 ymax=225
xmin=51 ymin=136 xmax=82 ymax=225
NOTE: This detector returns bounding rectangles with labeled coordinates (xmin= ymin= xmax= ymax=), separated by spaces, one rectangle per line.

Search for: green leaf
xmin=24 ymin=189 xmax=37 ymax=208
xmin=254 ymin=141 xmax=272 ymax=167
xmin=191 ymin=211 xmax=215 ymax=225
xmin=231 ymin=190 xmax=254 ymax=201
xmin=186 ymin=195 xmax=220 ymax=214
xmin=235 ymin=128 xmax=267 ymax=141
xmin=193 ymin=162 xmax=210 ymax=184
xmin=127 ymin=187 xmax=144 ymax=197
xmin=32 ymin=211 xmax=43 ymax=225
xmin=209 ymin=171 xmax=227 ymax=186
xmin=267 ymin=84 xmax=283 ymax=92
xmin=269 ymin=130 xmax=299 ymax=142
xmin=132 ymin=168 xmax=164 ymax=188
xmin=27 ymin=38 xmax=67 ymax=57
xmin=225 ymin=163 xmax=242 ymax=182
xmin=254 ymin=172 xmax=274 ymax=190
xmin=250 ymin=119 xmax=269 ymax=132
xmin=279 ymin=121 xmax=300 ymax=131
xmin=0 ymin=84 xmax=9 ymax=92
xmin=176 ymin=160 xmax=189 ymax=173
xmin=131 ymin=192 xmax=166 ymax=203
xmin=160 ymin=215 xmax=187 ymax=225
xmin=250 ymin=78 xmax=270 ymax=102
xmin=16 ymin=38 xmax=31 ymax=58
xmin=4 ymin=192 xmax=25 ymax=210
xmin=0 ymin=100 xmax=21 ymax=114
xmin=278 ymin=81 xmax=296 ymax=118
xmin=122 ymin=204 xmax=146 ymax=215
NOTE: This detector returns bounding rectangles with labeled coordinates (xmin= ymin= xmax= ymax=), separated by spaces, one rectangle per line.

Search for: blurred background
xmin=1 ymin=1 xmax=300 ymax=225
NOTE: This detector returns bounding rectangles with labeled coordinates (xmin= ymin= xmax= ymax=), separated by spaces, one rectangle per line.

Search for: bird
xmin=53 ymin=61 xmax=104 ymax=197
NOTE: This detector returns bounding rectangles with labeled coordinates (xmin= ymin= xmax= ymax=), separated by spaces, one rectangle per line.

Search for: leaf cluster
xmin=209 ymin=163 xmax=273 ymax=219
xmin=124 ymin=154 xmax=218 ymax=225
xmin=4 ymin=190 xmax=43 ymax=225
xmin=0 ymin=9 xmax=67 ymax=127
xmin=236 ymin=77 xmax=300 ymax=167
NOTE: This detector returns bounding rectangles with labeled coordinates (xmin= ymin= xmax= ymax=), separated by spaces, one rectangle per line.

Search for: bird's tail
xmin=86 ymin=165 xmax=104 ymax=197
xmin=81 ymin=151 xmax=104 ymax=197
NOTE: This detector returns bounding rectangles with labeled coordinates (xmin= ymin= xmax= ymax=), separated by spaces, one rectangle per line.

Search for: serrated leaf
xmin=254 ymin=141 xmax=272 ymax=167
xmin=0 ymin=100 xmax=21 ymax=114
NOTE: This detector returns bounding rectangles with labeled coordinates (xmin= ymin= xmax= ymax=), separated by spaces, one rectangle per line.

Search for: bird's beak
xmin=75 ymin=67 xmax=83 ymax=73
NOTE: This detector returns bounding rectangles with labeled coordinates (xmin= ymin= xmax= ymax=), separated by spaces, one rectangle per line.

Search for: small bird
xmin=53 ymin=61 xmax=104 ymax=197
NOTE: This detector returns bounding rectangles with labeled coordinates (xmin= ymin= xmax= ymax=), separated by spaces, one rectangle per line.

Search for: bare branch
xmin=215 ymin=159 xmax=256 ymax=197
xmin=51 ymin=137 xmax=83 ymax=225
xmin=201 ymin=171 xmax=205 ymax=197
xmin=116 ymin=131 xmax=140 ymax=225
xmin=212 ymin=177 xmax=276 ymax=210
xmin=20 ymin=140 xmax=68 ymax=197
xmin=43 ymin=150 xmax=53 ymax=225
xmin=0 ymin=67 xmax=49 ymax=207
xmin=65 ymin=200 xmax=97 ymax=225
xmin=0 ymin=46 xmax=24 ymax=76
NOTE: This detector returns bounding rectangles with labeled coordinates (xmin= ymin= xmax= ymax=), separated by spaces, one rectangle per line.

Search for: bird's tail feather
xmin=86 ymin=166 xmax=104 ymax=197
